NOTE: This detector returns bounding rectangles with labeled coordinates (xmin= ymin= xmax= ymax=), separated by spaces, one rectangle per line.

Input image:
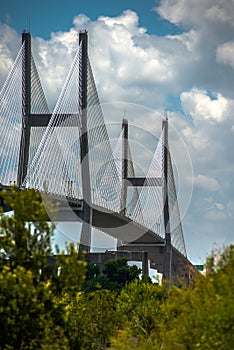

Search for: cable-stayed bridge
xmin=0 ymin=30 xmax=195 ymax=284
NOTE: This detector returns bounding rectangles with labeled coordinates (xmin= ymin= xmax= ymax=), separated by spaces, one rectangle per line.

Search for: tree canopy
xmin=0 ymin=187 xmax=233 ymax=349
xmin=83 ymin=258 xmax=142 ymax=292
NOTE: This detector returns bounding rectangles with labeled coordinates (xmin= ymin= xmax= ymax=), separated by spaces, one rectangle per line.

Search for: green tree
xmin=52 ymin=243 xmax=87 ymax=297
xmin=0 ymin=265 xmax=68 ymax=349
xmin=83 ymin=258 xmax=141 ymax=292
xmin=86 ymin=262 xmax=101 ymax=280
xmin=161 ymin=245 xmax=234 ymax=350
xmin=109 ymin=279 xmax=166 ymax=349
xmin=0 ymin=187 xmax=87 ymax=349
xmin=64 ymin=289 xmax=117 ymax=350
xmin=0 ymin=186 xmax=54 ymax=280
xmin=103 ymin=258 xmax=141 ymax=285
xmin=110 ymin=245 xmax=234 ymax=350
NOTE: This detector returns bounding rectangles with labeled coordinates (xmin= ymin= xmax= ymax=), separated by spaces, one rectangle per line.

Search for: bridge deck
xmin=0 ymin=186 xmax=196 ymax=284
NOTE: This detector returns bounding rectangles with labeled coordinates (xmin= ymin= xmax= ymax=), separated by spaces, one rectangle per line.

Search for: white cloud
xmin=180 ymin=89 xmax=229 ymax=123
xmin=192 ymin=174 xmax=220 ymax=191
xmin=98 ymin=9 xmax=146 ymax=34
xmin=73 ymin=14 xmax=90 ymax=27
xmin=166 ymin=29 xmax=200 ymax=55
xmin=30 ymin=29 xmax=79 ymax=109
xmin=0 ymin=24 xmax=19 ymax=86
xmin=204 ymin=200 xmax=234 ymax=221
xmin=216 ymin=41 xmax=234 ymax=69
xmin=156 ymin=0 xmax=208 ymax=27
xmin=156 ymin=0 xmax=234 ymax=27
xmin=182 ymin=126 xmax=209 ymax=151
xmin=205 ymin=2 xmax=234 ymax=24
xmin=71 ymin=10 xmax=193 ymax=111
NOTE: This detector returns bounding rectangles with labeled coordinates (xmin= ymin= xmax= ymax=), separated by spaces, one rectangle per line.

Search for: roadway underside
xmin=0 ymin=188 xmax=197 ymax=284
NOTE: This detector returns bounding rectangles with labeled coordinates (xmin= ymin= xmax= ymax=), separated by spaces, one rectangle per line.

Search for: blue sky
xmin=0 ymin=0 xmax=181 ymax=38
xmin=0 ymin=0 xmax=234 ymax=264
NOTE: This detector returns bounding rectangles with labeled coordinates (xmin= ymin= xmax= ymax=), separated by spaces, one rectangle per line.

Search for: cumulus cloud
xmin=156 ymin=0 xmax=206 ymax=27
xmin=156 ymin=0 xmax=234 ymax=98
xmin=83 ymin=10 xmax=177 ymax=106
xmin=26 ymin=10 xmax=185 ymax=109
xmin=180 ymin=89 xmax=229 ymax=123
xmin=0 ymin=24 xmax=20 ymax=85
xmin=156 ymin=0 xmax=234 ymax=28
xmin=216 ymin=41 xmax=234 ymax=69
xmin=205 ymin=2 xmax=234 ymax=25
xmin=98 ymin=9 xmax=146 ymax=34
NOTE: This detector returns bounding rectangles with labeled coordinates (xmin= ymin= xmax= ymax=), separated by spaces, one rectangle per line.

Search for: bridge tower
xmin=17 ymin=31 xmax=31 ymax=186
xmin=120 ymin=118 xmax=128 ymax=216
xmin=162 ymin=117 xmax=172 ymax=283
xmin=17 ymin=30 xmax=92 ymax=253
xmin=120 ymin=117 xmax=172 ymax=282
xmin=78 ymin=30 xmax=92 ymax=254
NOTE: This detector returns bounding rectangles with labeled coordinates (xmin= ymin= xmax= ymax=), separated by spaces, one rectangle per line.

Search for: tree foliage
xmin=0 ymin=265 xmax=68 ymax=349
xmin=109 ymin=245 xmax=234 ymax=350
xmin=64 ymin=289 xmax=117 ymax=350
xmin=0 ymin=187 xmax=233 ymax=350
xmin=0 ymin=187 xmax=86 ymax=349
xmin=0 ymin=186 xmax=56 ymax=280
xmin=83 ymin=258 xmax=141 ymax=292
xmin=161 ymin=245 xmax=234 ymax=350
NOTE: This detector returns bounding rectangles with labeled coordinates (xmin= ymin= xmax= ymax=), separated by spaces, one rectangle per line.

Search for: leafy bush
xmin=110 ymin=245 xmax=234 ymax=350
